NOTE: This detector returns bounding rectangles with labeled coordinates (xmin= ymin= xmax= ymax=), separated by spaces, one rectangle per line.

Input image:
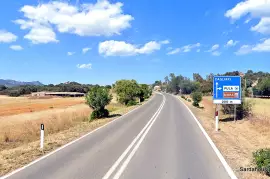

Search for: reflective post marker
xmin=215 ymin=105 xmax=219 ymax=131
xmin=40 ymin=124 xmax=44 ymax=150
xmin=234 ymin=104 xmax=236 ymax=123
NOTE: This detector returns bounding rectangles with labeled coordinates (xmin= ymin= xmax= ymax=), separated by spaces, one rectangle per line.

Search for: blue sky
xmin=0 ymin=0 xmax=269 ymax=85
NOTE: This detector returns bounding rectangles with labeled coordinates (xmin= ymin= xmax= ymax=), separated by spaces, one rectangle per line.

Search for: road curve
xmin=2 ymin=93 xmax=233 ymax=179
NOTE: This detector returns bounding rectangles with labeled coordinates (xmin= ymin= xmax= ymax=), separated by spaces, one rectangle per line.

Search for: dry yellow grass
xmin=0 ymin=95 xmax=152 ymax=176
xmin=0 ymin=95 xmax=85 ymax=116
xmin=247 ymin=98 xmax=270 ymax=117
xmin=0 ymin=93 xmax=123 ymax=150
xmin=179 ymin=96 xmax=270 ymax=179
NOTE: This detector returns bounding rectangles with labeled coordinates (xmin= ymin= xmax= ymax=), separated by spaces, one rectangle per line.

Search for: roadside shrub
xmin=253 ymin=149 xmax=270 ymax=176
xmin=86 ymin=86 xmax=112 ymax=120
xmin=181 ymin=95 xmax=186 ymax=99
xmin=222 ymin=99 xmax=253 ymax=120
xmin=90 ymin=110 xmax=100 ymax=120
xmin=191 ymin=92 xmax=202 ymax=107
xmin=90 ymin=109 xmax=109 ymax=120
xmin=127 ymin=100 xmax=137 ymax=106
xmin=187 ymin=99 xmax=191 ymax=102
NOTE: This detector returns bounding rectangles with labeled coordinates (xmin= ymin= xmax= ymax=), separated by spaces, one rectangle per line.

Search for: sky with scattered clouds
xmin=0 ymin=0 xmax=269 ymax=85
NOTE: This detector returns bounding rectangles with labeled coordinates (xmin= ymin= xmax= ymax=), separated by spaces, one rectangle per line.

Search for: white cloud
xmin=136 ymin=41 xmax=161 ymax=54
xmin=167 ymin=43 xmax=200 ymax=55
xmin=207 ymin=44 xmax=219 ymax=52
xmin=15 ymin=0 xmax=133 ymax=44
xmin=77 ymin=63 xmax=92 ymax=69
xmin=99 ymin=40 xmax=163 ymax=56
xmin=10 ymin=45 xmax=23 ymax=51
xmin=212 ymin=51 xmax=221 ymax=56
xmin=236 ymin=38 xmax=270 ymax=55
xmin=197 ymin=49 xmax=200 ymax=52
xmin=67 ymin=52 xmax=75 ymax=56
xmin=250 ymin=17 xmax=270 ymax=34
xmin=225 ymin=0 xmax=270 ymax=34
xmin=167 ymin=48 xmax=180 ymax=55
xmin=82 ymin=47 xmax=91 ymax=54
xmin=235 ymin=45 xmax=252 ymax=55
xmin=181 ymin=43 xmax=200 ymax=52
xmin=245 ymin=18 xmax=251 ymax=24
xmin=225 ymin=40 xmax=239 ymax=47
xmin=25 ymin=26 xmax=58 ymax=44
xmin=252 ymin=38 xmax=270 ymax=52
xmin=0 ymin=30 xmax=17 ymax=43
xmin=160 ymin=40 xmax=170 ymax=44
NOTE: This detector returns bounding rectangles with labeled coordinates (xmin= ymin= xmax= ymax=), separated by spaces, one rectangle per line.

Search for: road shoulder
xmin=177 ymin=95 xmax=270 ymax=179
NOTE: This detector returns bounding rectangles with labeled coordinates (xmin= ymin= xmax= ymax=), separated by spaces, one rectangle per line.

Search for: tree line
xmin=154 ymin=70 xmax=269 ymax=119
xmin=86 ymin=79 xmax=152 ymax=120
xmin=0 ymin=82 xmax=111 ymax=97
xmin=153 ymin=70 xmax=270 ymax=97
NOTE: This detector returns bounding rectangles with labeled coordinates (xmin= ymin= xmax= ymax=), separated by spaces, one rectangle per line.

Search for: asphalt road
xmin=3 ymin=93 xmax=233 ymax=179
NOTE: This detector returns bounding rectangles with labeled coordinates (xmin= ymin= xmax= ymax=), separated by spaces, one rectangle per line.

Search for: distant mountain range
xmin=0 ymin=79 xmax=44 ymax=87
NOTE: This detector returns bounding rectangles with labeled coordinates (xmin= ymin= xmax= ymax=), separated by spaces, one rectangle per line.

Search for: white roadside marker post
xmin=40 ymin=124 xmax=44 ymax=151
xmin=215 ymin=105 xmax=219 ymax=131
xmin=234 ymin=104 xmax=236 ymax=123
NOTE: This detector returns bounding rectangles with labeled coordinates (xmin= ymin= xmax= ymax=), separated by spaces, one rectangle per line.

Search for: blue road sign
xmin=213 ymin=76 xmax=242 ymax=104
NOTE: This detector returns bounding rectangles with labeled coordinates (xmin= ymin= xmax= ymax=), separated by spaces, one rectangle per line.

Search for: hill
xmin=0 ymin=79 xmax=43 ymax=87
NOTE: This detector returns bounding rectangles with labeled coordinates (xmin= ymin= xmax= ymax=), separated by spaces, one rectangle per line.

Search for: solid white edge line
xmin=102 ymin=94 xmax=165 ymax=179
xmin=1 ymin=94 xmax=157 ymax=179
xmin=171 ymin=94 xmax=238 ymax=179
xmin=113 ymin=94 xmax=166 ymax=179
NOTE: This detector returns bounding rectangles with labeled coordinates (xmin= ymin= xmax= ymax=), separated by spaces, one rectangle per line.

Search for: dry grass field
xmin=0 ymin=95 xmax=85 ymax=116
xmin=180 ymin=95 xmax=270 ymax=179
xmin=0 ymin=94 xmax=124 ymax=150
xmin=0 ymin=93 xmax=150 ymax=176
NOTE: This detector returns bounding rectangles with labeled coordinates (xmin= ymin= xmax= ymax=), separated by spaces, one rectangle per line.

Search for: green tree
xmin=105 ymin=85 xmax=112 ymax=89
xmin=257 ymin=77 xmax=270 ymax=96
xmin=138 ymin=84 xmax=151 ymax=102
xmin=193 ymin=73 xmax=204 ymax=83
xmin=85 ymin=86 xmax=112 ymax=120
xmin=0 ymin=85 xmax=7 ymax=91
xmin=191 ymin=91 xmax=202 ymax=107
xmin=114 ymin=80 xmax=140 ymax=105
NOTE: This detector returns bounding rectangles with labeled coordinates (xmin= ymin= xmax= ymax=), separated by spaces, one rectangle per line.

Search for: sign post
xmin=40 ymin=124 xmax=44 ymax=151
xmin=215 ymin=105 xmax=219 ymax=131
xmin=213 ymin=76 xmax=242 ymax=131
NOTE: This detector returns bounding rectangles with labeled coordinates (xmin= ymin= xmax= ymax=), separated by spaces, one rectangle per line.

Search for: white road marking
xmin=172 ymin=94 xmax=238 ymax=179
xmin=103 ymin=93 xmax=166 ymax=179
xmin=113 ymin=95 xmax=166 ymax=179
xmin=1 ymin=94 xmax=156 ymax=179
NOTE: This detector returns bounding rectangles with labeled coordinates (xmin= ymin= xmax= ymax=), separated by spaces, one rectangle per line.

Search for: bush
xmin=90 ymin=109 xmax=109 ymax=120
xmin=127 ymin=100 xmax=137 ymax=106
xmin=181 ymin=95 xmax=186 ymax=100
xmin=222 ymin=99 xmax=253 ymax=120
xmin=191 ymin=92 xmax=202 ymax=107
xmin=86 ymin=86 xmax=112 ymax=120
xmin=90 ymin=110 xmax=100 ymax=120
xmin=187 ymin=99 xmax=191 ymax=102
xmin=253 ymin=149 xmax=270 ymax=176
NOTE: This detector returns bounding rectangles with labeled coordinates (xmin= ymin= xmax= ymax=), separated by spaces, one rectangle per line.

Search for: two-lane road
xmin=2 ymin=93 xmax=234 ymax=179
